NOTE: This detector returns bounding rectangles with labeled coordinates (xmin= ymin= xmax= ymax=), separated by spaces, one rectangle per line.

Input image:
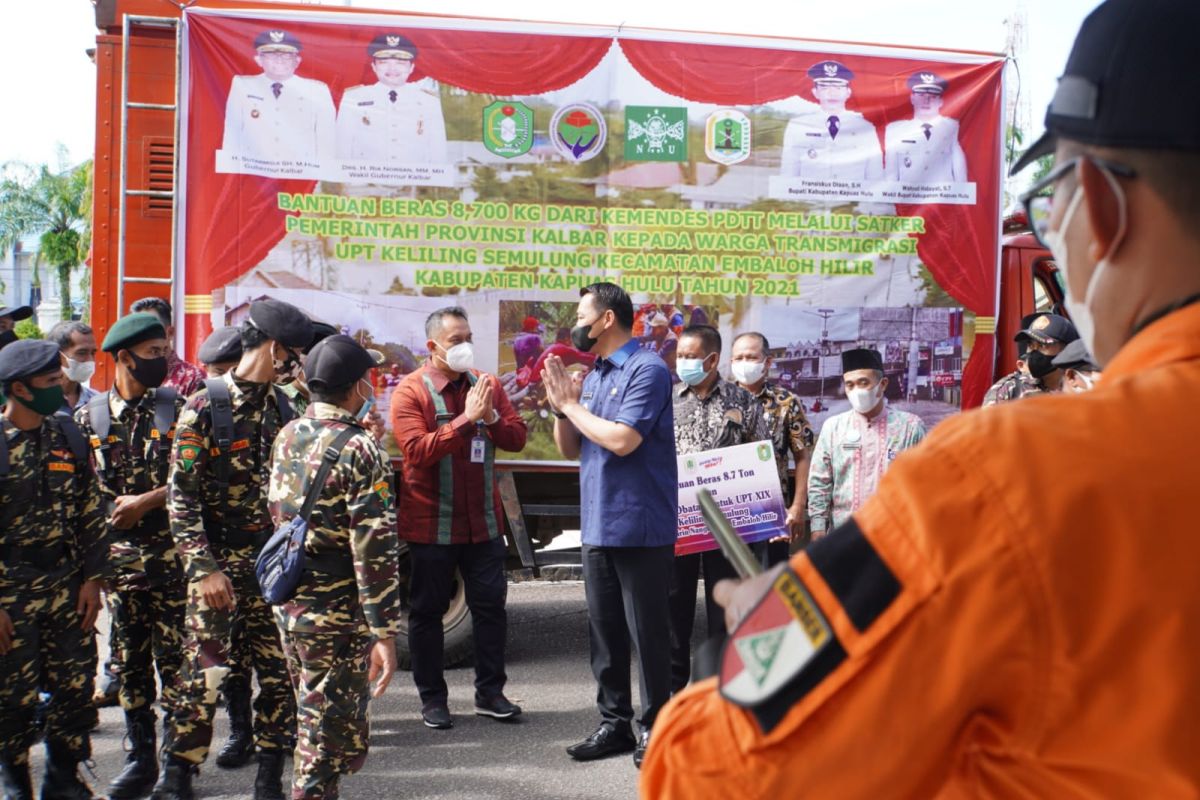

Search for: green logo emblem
xmin=734 ymin=627 xmax=786 ymax=686
xmin=705 ymin=109 xmax=751 ymax=165
xmin=482 ymin=101 xmax=534 ymax=159
xmin=624 ymin=106 xmax=687 ymax=162
xmin=757 ymin=443 xmax=772 ymax=462
xmin=551 ymin=103 xmax=606 ymax=162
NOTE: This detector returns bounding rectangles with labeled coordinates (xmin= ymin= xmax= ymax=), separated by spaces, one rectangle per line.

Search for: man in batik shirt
xmin=807 ymin=348 xmax=925 ymax=540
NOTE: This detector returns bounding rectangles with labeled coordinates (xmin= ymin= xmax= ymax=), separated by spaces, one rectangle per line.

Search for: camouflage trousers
xmin=164 ymin=568 xmax=296 ymax=766
xmin=0 ymin=580 xmax=97 ymax=764
xmin=109 ymin=582 xmax=186 ymax=718
xmin=282 ymin=628 xmax=374 ymax=800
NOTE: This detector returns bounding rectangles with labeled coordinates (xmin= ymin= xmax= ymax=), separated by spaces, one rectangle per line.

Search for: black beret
xmin=254 ymin=30 xmax=301 ymax=53
xmin=305 ymin=321 xmax=340 ymax=354
xmin=0 ymin=305 xmax=33 ymax=322
xmin=102 ymin=312 xmax=166 ymax=354
xmin=1051 ymin=339 xmax=1101 ymax=372
xmin=841 ymin=348 xmax=883 ymax=374
xmin=198 ymin=326 xmax=243 ymax=365
xmin=368 ymin=33 xmax=417 ymax=60
xmin=304 ymin=335 xmax=377 ymax=390
xmin=0 ymin=339 xmax=62 ymax=383
xmin=247 ymin=299 xmax=314 ymax=350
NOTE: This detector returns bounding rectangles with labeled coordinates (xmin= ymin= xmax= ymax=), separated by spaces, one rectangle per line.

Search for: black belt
xmin=0 ymin=543 xmax=70 ymax=572
xmin=304 ymin=552 xmax=355 ymax=579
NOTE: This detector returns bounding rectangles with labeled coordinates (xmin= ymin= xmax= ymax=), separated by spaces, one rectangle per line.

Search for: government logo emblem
xmin=483 ymin=101 xmax=534 ymax=159
xmin=550 ymin=103 xmax=606 ymax=162
xmin=705 ymin=109 xmax=751 ymax=165
xmin=625 ymin=106 xmax=687 ymax=161
xmin=269 ymin=31 xmax=286 ymax=43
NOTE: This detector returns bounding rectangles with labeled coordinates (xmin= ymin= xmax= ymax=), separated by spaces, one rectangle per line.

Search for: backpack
xmin=205 ymin=377 xmax=294 ymax=510
xmin=255 ymin=424 xmax=357 ymax=605
xmin=86 ymin=388 xmax=177 ymax=480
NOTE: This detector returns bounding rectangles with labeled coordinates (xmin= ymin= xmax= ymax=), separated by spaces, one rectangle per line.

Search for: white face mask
xmin=65 ymin=358 xmax=96 ymax=385
xmin=730 ymin=360 xmax=766 ymax=385
xmin=441 ymin=342 xmax=475 ymax=373
xmin=1040 ymin=171 xmax=1127 ymax=361
xmin=847 ymin=384 xmax=882 ymax=415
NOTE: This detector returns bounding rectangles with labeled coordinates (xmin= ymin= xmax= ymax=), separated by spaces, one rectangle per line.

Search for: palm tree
xmin=0 ymin=148 xmax=92 ymax=320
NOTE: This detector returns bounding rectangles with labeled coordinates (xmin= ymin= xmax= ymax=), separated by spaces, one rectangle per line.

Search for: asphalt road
xmin=72 ymin=580 xmax=670 ymax=799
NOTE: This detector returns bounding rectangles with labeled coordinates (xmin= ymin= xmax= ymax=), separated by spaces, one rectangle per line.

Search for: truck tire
xmin=395 ymin=543 xmax=474 ymax=670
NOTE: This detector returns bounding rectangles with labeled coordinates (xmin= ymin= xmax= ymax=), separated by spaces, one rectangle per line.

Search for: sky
xmin=2 ymin=0 xmax=1101 ymax=172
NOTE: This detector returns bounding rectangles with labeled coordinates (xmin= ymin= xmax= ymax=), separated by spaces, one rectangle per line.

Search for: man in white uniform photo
xmin=779 ymin=61 xmax=883 ymax=183
xmin=336 ymin=33 xmax=449 ymax=164
xmin=220 ymin=30 xmax=336 ymax=166
xmin=884 ymin=71 xmax=969 ymax=183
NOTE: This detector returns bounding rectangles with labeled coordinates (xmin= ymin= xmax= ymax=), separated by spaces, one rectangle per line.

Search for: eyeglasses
xmin=1019 ymin=156 xmax=1136 ymax=249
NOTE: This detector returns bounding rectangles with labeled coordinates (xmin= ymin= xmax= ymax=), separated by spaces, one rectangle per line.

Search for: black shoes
xmin=41 ymin=740 xmax=95 ymax=799
xmin=633 ymin=729 xmax=651 ymax=769
xmin=421 ymin=704 xmax=453 ymax=730
xmin=215 ymin=676 xmax=255 ymax=769
xmin=474 ymin=694 xmax=522 ymax=721
xmin=108 ymin=709 xmax=158 ymax=799
xmin=253 ymin=750 xmax=286 ymax=800
xmin=149 ymin=757 xmax=195 ymax=800
xmin=566 ymin=725 xmax=637 ymax=761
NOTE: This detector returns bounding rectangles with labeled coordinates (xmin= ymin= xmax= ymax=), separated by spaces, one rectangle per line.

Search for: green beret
xmin=102 ymin=312 xmax=167 ymax=354
xmin=0 ymin=340 xmax=62 ymax=383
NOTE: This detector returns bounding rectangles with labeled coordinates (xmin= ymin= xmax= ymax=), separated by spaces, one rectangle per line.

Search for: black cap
xmin=247 ymin=299 xmax=314 ymax=350
xmin=303 ymin=335 xmax=378 ymax=390
xmin=102 ymin=312 xmax=166 ymax=354
xmin=198 ymin=326 xmax=243 ymax=365
xmin=305 ymin=321 xmax=339 ymax=354
xmin=1052 ymin=339 xmax=1101 ymax=372
xmin=1014 ymin=313 xmax=1079 ymax=346
xmin=841 ymin=348 xmax=883 ymax=373
xmin=253 ymin=30 xmax=302 ymax=53
xmin=368 ymin=33 xmax=417 ymax=60
xmin=0 ymin=305 xmax=32 ymax=322
xmin=0 ymin=339 xmax=62 ymax=383
xmin=1012 ymin=0 xmax=1200 ymax=175
xmin=807 ymin=60 xmax=853 ymax=85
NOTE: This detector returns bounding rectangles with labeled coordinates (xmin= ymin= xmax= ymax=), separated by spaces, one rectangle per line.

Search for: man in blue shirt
xmin=542 ymin=282 xmax=676 ymax=769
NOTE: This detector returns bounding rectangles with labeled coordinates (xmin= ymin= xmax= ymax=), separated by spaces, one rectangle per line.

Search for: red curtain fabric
xmin=619 ymin=38 xmax=1004 ymax=405
xmin=184 ymin=12 xmax=612 ymax=335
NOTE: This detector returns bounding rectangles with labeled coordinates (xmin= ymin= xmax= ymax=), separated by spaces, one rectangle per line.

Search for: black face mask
xmin=0 ymin=329 xmax=16 ymax=350
xmin=127 ymin=352 xmax=168 ymax=388
xmin=571 ymin=317 xmax=601 ymax=353
xmin=1025 ymin=350 xmax=1058 ymax=380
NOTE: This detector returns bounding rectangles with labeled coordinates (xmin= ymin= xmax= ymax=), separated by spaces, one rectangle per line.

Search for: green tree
xmin=0 ymin=149 xmax=93 ymax=320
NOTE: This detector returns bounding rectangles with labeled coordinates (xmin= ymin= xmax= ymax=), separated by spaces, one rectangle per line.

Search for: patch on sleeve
xmin=177 ymin=444 xmax=201 ymax=471
xmin=719 ymin=568 xmax=834 ymax=708
xmin=373 ymin=480 xmax=392 ymax=504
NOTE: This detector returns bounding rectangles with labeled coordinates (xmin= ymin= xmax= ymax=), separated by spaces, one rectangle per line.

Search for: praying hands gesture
xmin=542 ymin=355 xmax=582 ymax=414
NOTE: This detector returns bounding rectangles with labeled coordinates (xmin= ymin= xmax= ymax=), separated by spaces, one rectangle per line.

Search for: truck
xmin=86 ymin=0 xmax=1055 ymax=665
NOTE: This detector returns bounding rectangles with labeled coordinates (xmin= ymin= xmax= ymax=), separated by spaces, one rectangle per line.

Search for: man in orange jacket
xmin=640 ymin=0 xmax=1200 ymax=796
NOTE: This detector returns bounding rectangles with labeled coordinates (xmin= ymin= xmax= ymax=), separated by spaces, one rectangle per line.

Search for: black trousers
xmin=668 ymin=543 xmax=769 ymax=693
xmin=408 ymin=538 xmax=508 ymax=708
xmin=581 ymin=544 xmax=674 ymax=733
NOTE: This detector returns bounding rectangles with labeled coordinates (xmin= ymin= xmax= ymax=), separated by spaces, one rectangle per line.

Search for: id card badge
xmin=470 ymin=435 xmax=487 ymax=464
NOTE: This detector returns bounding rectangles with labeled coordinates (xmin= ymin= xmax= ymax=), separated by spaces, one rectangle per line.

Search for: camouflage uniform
xmin=982 ymin=369 xmax=1045 ymax=406
xmin=0 ymin=414 xmax=107 ymax=767
xmin=268 ymin=403 xmax=399 ymax=800
xmin=75 ymin=389 xmax=187 ymax=721
xmin=163 ymin=372 xmax=297 ymax=767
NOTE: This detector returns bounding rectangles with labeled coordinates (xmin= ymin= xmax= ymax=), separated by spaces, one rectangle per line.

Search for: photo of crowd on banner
xmin=214 ymin=26 xmax=973 ymax=204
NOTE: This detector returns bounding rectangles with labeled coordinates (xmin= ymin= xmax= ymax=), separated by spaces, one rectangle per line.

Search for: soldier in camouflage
xmin=74 ymin=313 xmax=188 ymax=799
xmin=151 ymin=299 xmax=313 ymax=800
xmin=0 ymin=339 xmax=108 ymax=800
xmin=268 ymin=335 xmax=400 ymax=800
xmin=983 ymin=313 xmax=1079 ymax=407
